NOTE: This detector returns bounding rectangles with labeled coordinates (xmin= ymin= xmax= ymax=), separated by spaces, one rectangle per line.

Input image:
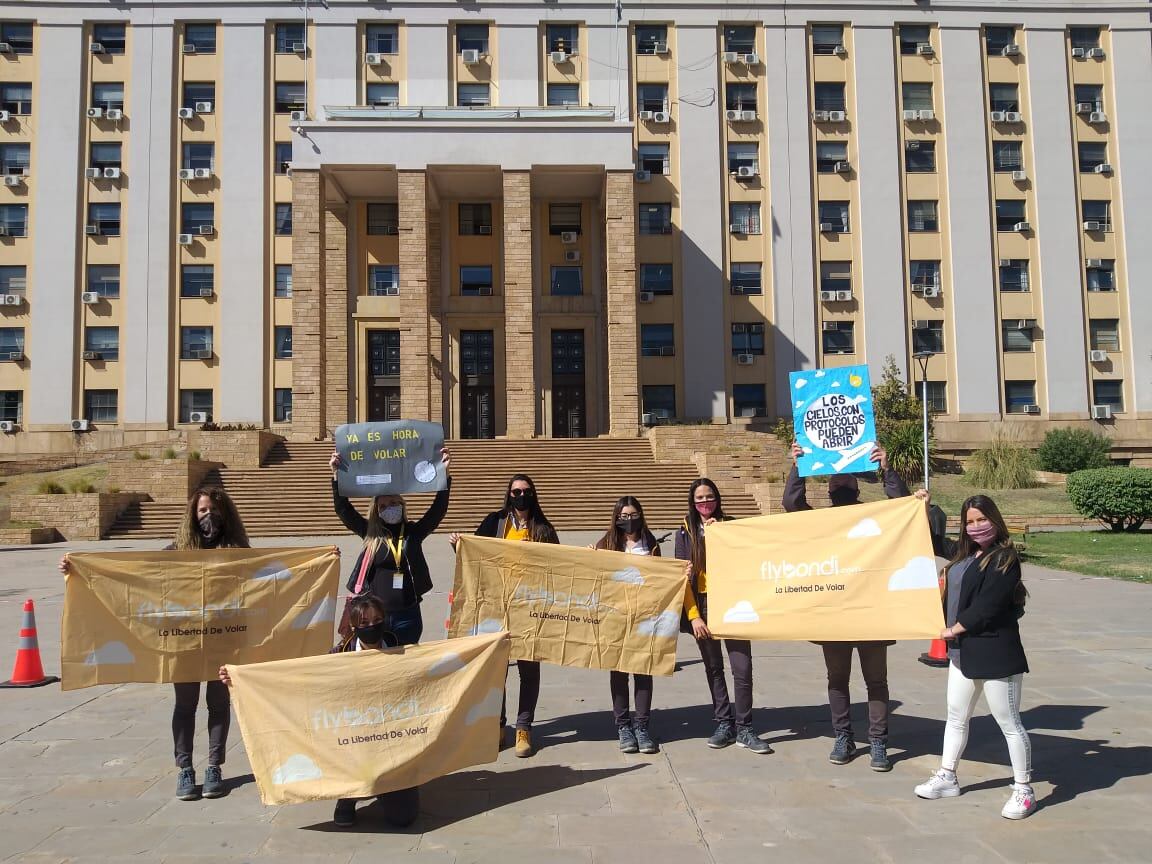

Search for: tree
xmin=871 ymin=355 xmax=936 ymax=484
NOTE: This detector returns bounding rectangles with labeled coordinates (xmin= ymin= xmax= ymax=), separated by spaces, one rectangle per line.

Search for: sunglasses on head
xmin=509 ymin=488 xmax=532 ymax=497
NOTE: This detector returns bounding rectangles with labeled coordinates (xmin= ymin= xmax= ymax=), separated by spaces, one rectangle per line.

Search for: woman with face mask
xmin=914 ymin=494 xmax=1035 ymax=820
xmin=329 ymin=447 xmax=452 ymax=648
xmin=675 ymin=478 xmax=771 ymax=755
xmin=449 ymin=473 xmax=558 ymax=758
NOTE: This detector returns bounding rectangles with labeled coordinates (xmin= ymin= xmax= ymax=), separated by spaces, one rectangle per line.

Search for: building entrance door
xmin=551 ymin=329 xmax=586 ymax=438
xmin=367 ymin=330 xmax=401 ymax=422
xmin=460 ymin=329 xmax=495 ymax=439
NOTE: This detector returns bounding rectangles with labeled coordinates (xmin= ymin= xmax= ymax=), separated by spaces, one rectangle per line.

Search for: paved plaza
xmin=0 ymin=532 xmax=1149 ymax=864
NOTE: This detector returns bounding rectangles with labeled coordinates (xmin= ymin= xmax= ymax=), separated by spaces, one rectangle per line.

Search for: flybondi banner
xmin=449 ymin=536 xmax=688 ymax=676
xmin=705 ymin=497 xmax=944 ymax=641
xmin=61 ymin=547 xmax=340 ymax=690
xmin=227 ymin=632 xmax=510 ymax=805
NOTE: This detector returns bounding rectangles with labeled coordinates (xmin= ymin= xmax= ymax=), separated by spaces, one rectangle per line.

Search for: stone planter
xmin=187 ymin=431 xmax=282 ymax=468
xmin=104 ymin=458 xmax=222 ymax=505
xmin=0 ymin=526 xmax=59 ymax=545
xmin=9 ymin=492 xmax=146 ymax=541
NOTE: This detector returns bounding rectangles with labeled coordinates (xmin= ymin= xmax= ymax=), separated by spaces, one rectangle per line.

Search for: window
xmin=1002 ymin=322 xmax=1035 ymax=352
xmin=995 ymin=200 xmax=1026 ymax=231
xmin=550 ymin=266 xmax=582 ymax=296
xmin=274 ymin=141 xmax=292 ymax=175
xmin=366 ymin=24 xmax=399 ymax=55
xmin=182 ymin=81 xmax=214 ymax=110
xmin=1074 ymin=84 xmax=1103 ymax=112
xmin=731 ymin=322 xmax=765 ymax=355
xmin=366 ymin=202 xmax=399 ymax=235
xmin=908 ymin=200 xmax=939 ymax=232
xmin=821 ymin=261 xmax=851 ymax=293
xmin=733 ymin=384 xmax=767 ymax=418
xmin=723 ymin=26 xmax=755 ymax=54
xmin=725 ymin=83 xmax=756 ymax=111
xmin=183 ymin=23 xmax=217 ymax=54
xmin=1092 ymin=380 xmax=1123 ymax=412
xmin=180 ymin=265 xmax=214 ymax=298
xmin=637 ymin=83 xmax=668 ymax=113
xmin=988 ymin=83 xmax=1019 ymax=112
xmin=730 ymin=263 xmax=761 ymax=295
xmin=1082 ymin=200 xmax=1111 ymax=231
xmin=912 ymin=320 xmax=944 ymax=354
xmin=812 ymin=24 xmax=844 ymax=55
xmin=813 ymin=82 xmax=846 ymax=112
xmin=730 ymin=202 xmax=761 ymax=235
xmin=179 ymin=389 xmax=213 ymax=423
xmin=368 ymin=264 xmax=399 ymax=296
xmin=1086 ymin=260 xmax=1115 ymax=292
xmin=547 ymin=84 xmax=580 ymax=107
xmin=727 ymin=143 xmax=758 ymax=174
xmin=641 ymin=263 xmax=674 ymax=295
xmin=1078 ymin=142 xmax=1108 ymax=173
xmin=1004 ymin=381 xmax=1036 ymax=413
xmin=0 ymin=327 xmax=24 ymax=357
xmin=366 ymin=83 xmax=399 ymax=106
xmin=899 ymin=25 xmax=931 ymax=55
xmin=274 ymin=82 xmax=306 ymax=113
xmin=1089 ymin=319 xmax=1120 ymax=352
xmin=642 ymin=385 xmax=676 ymax=419
xmin=0 ymin=22 xmax=33 ymax=55
xmin=91 ymin=82 xmax=124 ymax=112
xmin=372 ymin=329 xmax=403 ymax=377
xmin=460 ymin=265 xmax=493 ymax=295
xmin=992 ymin=141 xmax=1023 ymax=172
xmin=456 ymin=83 xmax=490 ymax=107
xmin=0 ymin=391 xmax=21 ymax=423
xmin=180 ymin=326 xmax=213 ymax=359
xmin=902 ymin=82 xmax=933 ymax=112
xmin=638 ymin=203 xmax=672 ymax=235
xmin=274 ymin=265 xmax=293 ymax=298
xmin=635 ymin=25 xmax=667 ymax=55
xmin=0 ymin=83 xmax=32 ymax=115
xmin=822 ymin=322 xmax=855 ymax=355
xmin=985 ymin=26 xmax=1016 ymax=56
xmin=998 ymin=259 xmax=1029 ymax=292
xmin=0 ymin=205 xmax=28 ymax=237
xmin=84 ymin=326 xmax=119 ymax=361
xmin=182 ymin=202 xmax=214 ymax=234
xmin=274 ymin=203 xmax=292 ymax=236
xmin=459 ymin=203 xmax=492 ymax=236
xmin=274 ymin=388 xmax=293 ymax=423
xmin=638 ymin=143 xmax=670 ymax=175
xmin=910 ymin=260 xmax=941 ymax=292
xmin=274 ymin=326 xmax=293 ymax=359
xmin=89 ymin=142 xmax=121 ymax=171
xmin=549 ymin=203 xmax=581 ymax=235
xmin=88 ymin=202 xmax=121 ymax=236
xmin=275 ymin=22 xmax=305 ymax=54
xmin=84 ymin=390 xmax=118 ymax=424
xmin=0 ymin=143 xmax=27 ymax=178
xmin=181 ymin=142 xmax=214 ymax=171
xmin=905 ymin=141 xmax=935 ymax=173
xmin=92 ymin=23 xmax=126 ymax=55
xmin=915 ymin=381 xmax=947 ymax=414
xmin=547 ymin=24 xmax=578 ymax=55
xmin=641 ymin=324 xmax=675 ymax=357
xmin=815 ymin=141 xmax=848 ymax=173
xmin=456 ymin=23 xmax=489 ymax=54
xmin=818 ymin=201 xmax=850 ymax=233
xmin=1070 ymin=27 xmax=1101 ymax=51
xmin=0 ymin=266 xmax=26 ymax=295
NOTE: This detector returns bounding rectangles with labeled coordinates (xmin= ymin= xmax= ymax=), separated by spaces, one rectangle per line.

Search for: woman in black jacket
xmin=915 ymin=494 xmax=1035 ymax=820
xmin=329 ymin=447 xmax=451 ymax=647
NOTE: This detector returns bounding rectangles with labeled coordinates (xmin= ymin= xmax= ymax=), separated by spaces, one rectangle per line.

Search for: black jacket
xmin=781 ymin=465 xmax=910 ymax=513
xmin=333 ymin=479 xmax=451 ymax=603
xmin=946 ymin=546 xmax=1028 ymax=680
xmin=474 ymin=509 xmax=559 ymax=545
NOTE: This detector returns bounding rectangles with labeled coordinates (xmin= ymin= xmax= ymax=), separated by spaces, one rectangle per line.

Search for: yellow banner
xmin=449 ymin=536 xmax=687 ymax=676
xmin=227 ymin=632 xmax=510 ymax=805
xmin=61 ymin=547 xmax=340 ymax=690
xmin=705 ymin=497 xmax=944 ymax=641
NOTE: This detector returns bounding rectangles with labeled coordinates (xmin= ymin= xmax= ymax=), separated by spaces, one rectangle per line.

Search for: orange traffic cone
xmin=918 ymin=639 xmax=950 ymax=668
xmin=1 ymin=599 xmax=59 ymax=688
xmin=444 ymin=590 xmax=454 ymax=636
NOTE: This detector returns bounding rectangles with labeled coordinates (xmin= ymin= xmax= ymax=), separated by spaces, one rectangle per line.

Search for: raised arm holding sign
xmin=334 ymin=420 xmax=448 ymax=498
xmin=790 ymin=365 xmax=878 ymax=477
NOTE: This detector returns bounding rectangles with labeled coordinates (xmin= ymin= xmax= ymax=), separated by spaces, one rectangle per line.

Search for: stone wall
xmin=104 ymin=458 xmax=222 ymax=504
xmin=0 ymin=527 xmax=59 ymax=545
xmin=10 ymin=492 xmax=146 ymax=540
xmin=187 ymin=431 xmax=281 ymax=468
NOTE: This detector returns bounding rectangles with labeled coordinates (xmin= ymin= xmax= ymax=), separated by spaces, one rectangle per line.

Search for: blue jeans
xmin=382 ymin=605 xmax=423 ymax=646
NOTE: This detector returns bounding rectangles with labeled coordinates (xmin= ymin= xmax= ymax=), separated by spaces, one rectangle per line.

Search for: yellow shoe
xmin=514 ymin=729 xmax=535 ymax=758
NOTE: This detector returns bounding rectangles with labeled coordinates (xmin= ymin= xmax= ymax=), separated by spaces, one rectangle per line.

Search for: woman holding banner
xmin=449 ymin=473 xmax=558 ymax=758
xmin=675 ymin=478 xmax=771 ymax=755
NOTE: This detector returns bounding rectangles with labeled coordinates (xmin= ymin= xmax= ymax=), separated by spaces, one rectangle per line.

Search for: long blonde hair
xmin=361 ymin=497 xmax=406 ymax=562
xmin=173 ymin=487 xmax=250 ymax=550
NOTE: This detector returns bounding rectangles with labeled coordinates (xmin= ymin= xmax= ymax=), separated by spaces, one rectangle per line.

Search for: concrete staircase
xmin=106 ymin=439 xmax=763 ymax=539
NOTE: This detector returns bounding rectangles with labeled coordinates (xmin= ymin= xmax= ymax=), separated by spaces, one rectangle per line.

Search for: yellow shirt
xmin=683 ymin=569 xmax=707 ymax=621
xmin=503 ymin=519 xmax=529 ymax=542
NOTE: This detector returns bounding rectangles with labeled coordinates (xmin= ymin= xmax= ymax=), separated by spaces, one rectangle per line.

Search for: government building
xmin=0 ymin=0 xmax=1149 ymax=451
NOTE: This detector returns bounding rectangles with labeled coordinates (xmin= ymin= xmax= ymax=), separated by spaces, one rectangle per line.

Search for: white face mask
xmin=380 ymin=505 xmax=404 ymax=525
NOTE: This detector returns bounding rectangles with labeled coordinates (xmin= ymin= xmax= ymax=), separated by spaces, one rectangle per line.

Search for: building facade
xmin=0 ymin=1 xmax=1149 ymax=450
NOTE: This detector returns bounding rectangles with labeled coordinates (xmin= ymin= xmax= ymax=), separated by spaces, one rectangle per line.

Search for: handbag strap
xmin=352 ymin=546 xmax=373 ymax=595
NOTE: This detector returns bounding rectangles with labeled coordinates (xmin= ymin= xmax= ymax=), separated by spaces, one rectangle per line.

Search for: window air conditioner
xmin=918 ymin=109 xmax=936 ymax=121
xmin=1094 ymin=163 xmax=1113 ymax=174
xmin=638 ymin=291 xmax=654 ymax=303
xmin=902 ymin=109 xmax=919 ymax=121
xmin=81 ymin=292 xmax=100 ymax=304
xmin=1086 ymin=258 xmax=1104 ymax=268
xmin=84 ymin=224 xmax=100 ymax=236
xmin=477 ymin=225 xmax=492 ymax=235
xmin=1089 ymin=112 xmax=1107 ymax=124
xmin=0 ymin=43 xmax=12 ymax=54
xmin=292 ymin=42 xmax=307 ymax=54
xmin=822 ymin=321 xmax=839 ymax=331
xmin=0 ymin=421 xmax=14 ymax=433
xmin=560 ymin=231 xmax=579 ymax=243
xmin=564 ymin=250 xmax=581 ymax=263
xmin=736 ymin=166 xmax=757 ymax=178
xmin=476 ymin=285 xmax=493 ymax=296
xmin=819 ymin=291 xmax=836 ymax=302
xmin=1022 ymin=404 xmax=1040 ymax=415
xmin=106 ymin=109 xmax=123 ymax=121
xmin=998 ymin=258 xmax=1013 ymax=267
xmin=740 ymin=110 xmax=756 ymax=122
xmin=194 ymin=168 xmax=212 ymax=179
xmin=71 ymin=419 xmax=90 ymax=432
xmin=1016 ymin=319 xmax=1036 ymax=329
xmin=638 ymin=110 xmax=655 ymax=121
xmin=1075 ymin=102 xmax=1093 ymax=114
xmin=1091 ymin=404 xmax=1112 ymax=419
xmin=290 ymin=110 xmax=308 ymax=122
xmin=199 ymin=224 xmax=215 ymax=236
xmin=178 ymin=168 xmax=195 ymax=180
xmin=641 ymin=413 xmax=658 ymax=426
xmin=82 ymin=350 xmax=102 ymax=361
xmin=906 ymin=140 xmax=920 ymax=150
xmin=912 ymin=319 xmax=930 ymax=330
xmin=1011 ymin=170 xmax=1027 ymax=182
xmin=922 ymin=286 xmax=941 ymax=298
xmin=365 ymin=53 xmax=383 ymax=65
xmin=652 ymin=42 xmax=669 ymax=55
xmin=1014 ymin=221 xmax=1031 ymax=232
xmin=87 ymin=107 xmax=104 ymax=119
xmin=550 ymin=51 xmax=569 ymax=64
xmin=90 ymin=42 xmax=106 ymax=54
xmin=736 ymin=353 xmax=755 ymax=365
xmin=85 ymin=167 xmax=102 ymax=179
xmin=199 ymin=287 xmax=214 ymax=298
xmin=190 ymin=349 xmax=212 ymax=360
xmin=195 ymin=101 xmax=213 ymax=114
xmin=0 ymin=227 xmax=8 ymax=236
xmin=1087 ymin=48 xmax=1105 ymax=59
xmin=1002 ymin=44 xmax=1021 ymax=56
xmin=1083 ymin=221 xmax=1102 ymax=231
xmin=1071 ymin=47 xmax=1086 ymax=59
xmin=741 ymin=53 xmax=760 ymax=65
xmin=461 ymin=49 xmax=480 ymax=65
xmin=722 ymin=52 xmax=740 ymax=64
xmin=989 ymin=111 xmax=1006 ymax=122
xmin=182 ymin=43 xmax=197 ymax=54
xmin=730 ymin=224 xmax=747 ymax=235
xmin=833 ymin=160 xmax=851 ymax=173
xmin=916 ymin=43 xmax=934 ymax=56
xmin=835 ymin=290 xmax=852 ymax=302
xmin=1089 ymin=350 xmax=1108 ymax=363
xmin=189 ymin=411 xmax=209 ymax=423
xmin=819 ymin=222 xmax=835 ymax=232
xmin=652 ymin=111 xmax=670 ymax=123
xmin=177 ymin=233 xmax=194 ymax=245
xmin=178 ymin=107 xmax=195 ymax=120
xmin=833 ymin=45 xmax=848 ymax=57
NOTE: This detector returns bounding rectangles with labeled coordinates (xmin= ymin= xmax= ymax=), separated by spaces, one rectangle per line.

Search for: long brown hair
xmin=360 ymin=496 xmax=407 ymax=564
xmin=172 ymin=486 xmax=250 ymax=550
xmin=949 ymin=494 xmax=1027 ymax=603
xmin=598 ymin=495 xmax=658 ymax=552
xmin=502 ymin=473 xmax=555 ymax=543
xmin=684 ymin=478 xmax=726 ymax=575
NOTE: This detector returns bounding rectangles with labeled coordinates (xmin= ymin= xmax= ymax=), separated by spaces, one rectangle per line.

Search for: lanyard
xmin=383 ymin=526 xmax=405 ymax=568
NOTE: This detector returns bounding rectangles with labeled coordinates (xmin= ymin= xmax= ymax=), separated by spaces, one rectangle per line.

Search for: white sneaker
xmin=1001 ymin=785 xmax=1036 ymax=820
xmin=914 ymin=769 xmax=961 ymax=800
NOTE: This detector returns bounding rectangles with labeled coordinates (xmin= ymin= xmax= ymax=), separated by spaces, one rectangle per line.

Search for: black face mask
xmin=510 ymin=492 xmax=534 ymax=511
xmin=616 ymin=516 xmax=641 ymax=534
xmin=354 ymin=622 xmax=386 ymax=645
xmin=829 ymin=488 xmax=860 ymax=507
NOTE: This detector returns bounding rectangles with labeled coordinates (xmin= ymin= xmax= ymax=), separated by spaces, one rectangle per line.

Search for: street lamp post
xmin=912 ymin=351 xmax=934 ymax=491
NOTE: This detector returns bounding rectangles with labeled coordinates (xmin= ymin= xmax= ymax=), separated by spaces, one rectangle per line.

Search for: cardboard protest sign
xmin=334 ymin=420 xmax=447 ymax=498
xmin=790 ymin=365 xmax=878 ymax=477
xmin=449 ymin=536 xmax=688 ymax=676
xmin=705 ymin=497 xmax=944 ymax=641
xmin=227 ymin=631 xmax=509 ymax=805
xmin=61 ymin=547 xmax=340 ymax=690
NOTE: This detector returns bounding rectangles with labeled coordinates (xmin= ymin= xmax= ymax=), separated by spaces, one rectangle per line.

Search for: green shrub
xmin=132 ymin=451 xmax=151 ymax=461
xmin=1036 ymin=427 xmax=1112 ymax=474
xmin=163 ymin=447 xmax=177 ymax=460
xmin=769 ymin=416 xmax=794 ymax=447
xmin=189 ymin=450 xmax=201 ymax=462
xmin=36 ymin=481 xmax=66 ymax=494
xmin=1067 ymin=467 xmax=1152 ymax=532
xmin=68 ymin=480 xmax=96 ymax=494
xmin=965 ymin=427 xmax=1038 ymax=490
xmin=871 ymin=356 xmax=937 ymax=484
xmin=107 ymin=485 xmax=120 ymax=494
xmin=880 ymin=419 xmax=929 ymax=485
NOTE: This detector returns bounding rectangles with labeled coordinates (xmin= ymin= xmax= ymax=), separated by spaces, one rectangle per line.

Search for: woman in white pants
xmin=916 ymin=494 xmax=1034 ymax=820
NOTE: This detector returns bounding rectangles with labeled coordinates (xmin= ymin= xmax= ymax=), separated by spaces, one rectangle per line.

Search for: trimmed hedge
xmin=1066 ymin=467 xmax=1152 ymax=532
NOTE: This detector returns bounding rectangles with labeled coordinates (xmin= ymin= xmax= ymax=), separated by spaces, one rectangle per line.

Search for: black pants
xmin=822 ymin=642 xmax=890 ymax=741
xmin=172 ymin=680 xmax=230 ymax=768
xmin=499 ymin=660 xmax=541 ymax=730
xmin=694 ymin=594 xmax=754 ymax=727
xmin=610 ymin=671 xmax=653 ymax=727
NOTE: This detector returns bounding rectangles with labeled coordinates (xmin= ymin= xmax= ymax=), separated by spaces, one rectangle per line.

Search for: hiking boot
xmin=634 ymin=723 xmax=659 ymax=754
xmin=869 ymin=738 xmax=891 ymax=772
xmin=176 ymin=767 xmax=199 ymax=801
xmin=828 ymin=732 xmax=856 ymax=765
xmin=497 ymin=724 xmax=506 ymax=752
xmin=515 ymin=728 xmax=535 ymax=758
xmin=707 ymin=720 xmax=736 ymax=749
xmin=736 ymin=726 xmax=772 ymax=754
xmin=618 ymin=723 xmax=639 ymax=754
xmin=1001 ymin=785 xmax=1036 ymax=820
xmin=202 ymin=765 xmax=225 ymax=798
xmin=915 ymin=769 xmax=961 ymax=800
xmin=333 ymin=798 xmax=357 ymax=827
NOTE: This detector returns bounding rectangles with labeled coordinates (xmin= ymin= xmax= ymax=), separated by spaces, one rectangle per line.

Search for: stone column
xmin=605 ymin=171 xmax=640 ymax=437
xmin=398 ymin=171 xmax=430 ymax=420
xmin=427 ymin=203 xmax=444 ymax=425
xmin=290 ymin=169 xmax=326 ymax=440
xmin=324 ymin=204 xmax=351 ymax=429
xmin=503 ymin=171 xmax=536 ymax=438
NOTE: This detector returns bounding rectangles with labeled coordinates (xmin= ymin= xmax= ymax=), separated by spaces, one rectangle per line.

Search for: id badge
xmin=392 ymin=572 xmax=404 ymax=591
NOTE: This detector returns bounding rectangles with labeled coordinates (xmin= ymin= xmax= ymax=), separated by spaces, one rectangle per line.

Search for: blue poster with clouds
xmin=790 ymin=365 xmax=878 ymax=478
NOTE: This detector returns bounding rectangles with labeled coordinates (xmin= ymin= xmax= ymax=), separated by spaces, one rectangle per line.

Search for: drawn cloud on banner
xmin=723 ymin=601 xmax=760 ymax=624
xmin=794 ymin=378 xmax=807 ymax=389
xmin=470 ymin=618 xmax=504 ymax=636
xmin=251 ymin=562 xmax=293 ymax=582
xmin=291 ymin=595 xmax=336 ymax=630
xmin=427 ymin=652 xmax=465 ymax=678
xmin=271 ymin=754 xmax=323 ymax=785
xmin=888 ymin=557 xmax=939 ymax=592
xmin=635 ymin=611 xmax=679 ymax=638
xmin=611 ymin=567 xmax=645 ymax=585
xmin=465 ymin=687 xmax=504 ymax=726
xmin=84 ymin=641 xmax=135 ymax=666
xmin=847 ymin=518 xmax=882 ymax=539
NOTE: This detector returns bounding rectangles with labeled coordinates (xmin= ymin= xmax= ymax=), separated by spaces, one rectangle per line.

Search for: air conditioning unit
xmin=989 ymin=110 xmax=1006 ymax=122
xmin=189 ymin=411 xmax=209 ymax=423
xmin=550 ymin=51 xmax=569 ymax=63
xmin=1022 ymin=404 xmax=1040 ymax=415
xmin=812 ymin=110 xmax=829 ymax=122
xmin=190 ymin=348 xmax=213 ymax=360
xmin=82 ymin=350 xmax=102 ymax=361
xmin=1083 ymin=221 xmax=1102 ymax=231
xmin=1011 ymin=170 xmax=1027 ymax=182
xmin=84 ymin=167 xmax=102 ymax=179
xmin=916 ymin=43 xmax=934 ymax=56
xmin=833 ymin=44 xmax=848 ymax=57
xmin=90 ymin=42 xmax=106 ymax=54
xmin=560 ymin=231 xmax=579 ymax=244
xmin=638 ymin=110 xmax=655 ymax=121
xmin=564 ymin=250 xmax=581 ymax=263
xmin=835 ymin=290 xmax=852 ymax=302
xmin=365 ymin=52 xmax=383 ymax=65
xmin=833 ymin=160 xmax=851 ymax=173
xmin=0 ymin=43 xmax=11 ymax=54
xmin=725 ymin=109 xmax=740 ymax=122
xmin=1089 ymin=112 xmax=1107 ymax=125
xmin=740 ymin=110 xmax=756 ymax=122
xmin=819 ymin=222 xmax=835 ymax=232
xmin=81 ymin=292 xmax=100 ymax=304
xmin=178 ymin=107 xmax=195 ymax=120
xmin=476 ymin=285 xmax=493 ymax=296
xmin=1004 ymin=111 xmax=1022 ymax=123
xmin=998 ymin=258 xmax=1013 ymax=267
xmin=1091 ymin=404 xmax=1112 ymax=419
xmin=87 ymin=107 xmax=104 ymax=119
xmin=652 ymin=111 xmax=670 ymax=123
xmin=71 ymin=419 xmax=90 ymax=432
xmin=84 ymin=224 xmax=100 ymax=236
xmin=922 ymin=286 xmax=941 ymax=298
xmin=476 ymin=225 xmax=492 ymax=236
xmin=638 ymin=291 xmax=654 ymax=303
xmin=193 ymin=168 xmax=212 ymax=179
xmin=178 ymin=168 xmax=195 ymax=180
xmin=103 ymin=167 xmax=120 ymax=180
xmin=918 ymin=109 xmax=936 ymax=121
xmin=1087 ymin=48 xmax=1105 ymax=59
xmin=828 ymin=110 xmax=846 ymax=122
xmin=0 ymin=111 xmax=10 ymax=122
xmin=641 ymin=412 xmax=658 ymax=426
xmin=721 ymin=51 xmax=740 ymax=64
xmin=659 ymin=345 xmax=674 ymax=356
xmin=906 ymin=140 xmax=920 ymax=151
xmin=736 ymin=353 xmax=755 ymax=365
xmin=183 ymin=43 xmax=197 ymax=54
xmin=652 ymin=42 xmax=669 ymax=55
xmin=292 ymin=42 xmax=307 ymax=54
xmin=195 ymin=101 xmax=213 ymax=114
xmin=177 ymin=233 xmax=194 ymax=245
xmin=1089 ymin=350 xmax=1108 ymax=363
xmin=1014 ymin=221 xmax=1031 ymax=232
xmin=106 ymin=109 xmax=123 ymax=121
xmin=1086 ymin=258 xmax=1104 ymax=268
xmin=3 ymin=175 xmax=21 ymax=187
xmin=1016 ymin=318 xmax=1037 ymax=329
xmin=290 ymin=110 xmax=308 ymax=122
xmin=1094 ymin=163 xmax=1113 ymax=174
xmin=461 ymin=49 xmax=480 ymax=64
xmin=730 ymin=223 xmax=747 ymax=235
xmin=0 ymin=293 xmax=19 ymax=306
xmin=912 ymin=319 xmax=930 ymax=330
xmin=820 ymin=290 xmax=837 ymax=302
xmin=736 ymin=165 xmax=757 ymax=178
xmin=196 ymin=224 xmax=214 ymax=236
xmin=741 ymin=53 xmax=760 ymax=65
xmin=1075 ymin=102 xmax=1093 ymax=114
xmin=1002 ymin=44 xmax=1021 ymax=56
xmin=822 ymin=321 xmax=839 ymax=331
xmin=902 ymin=109 xmax=919 ymax=121
xmin=0 ymin=227 xmax=8 ymax=236
xmin=198 ymin=287 xmax=214 ymax=298
xmin=0 ymin=421 xmax=14 ymax=433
